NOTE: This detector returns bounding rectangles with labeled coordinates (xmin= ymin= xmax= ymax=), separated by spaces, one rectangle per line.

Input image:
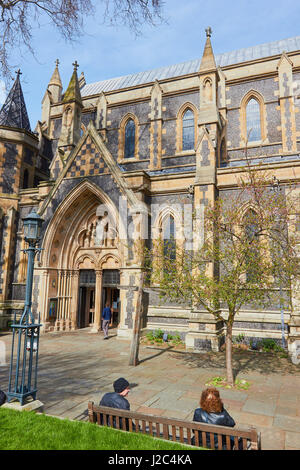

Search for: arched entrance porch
xmin=38 ymin=181 xmax=125 ymax=333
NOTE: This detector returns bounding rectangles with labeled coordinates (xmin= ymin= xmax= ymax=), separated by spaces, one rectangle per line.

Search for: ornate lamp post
xmin=7 ymin=208 xmax=44 ymax=405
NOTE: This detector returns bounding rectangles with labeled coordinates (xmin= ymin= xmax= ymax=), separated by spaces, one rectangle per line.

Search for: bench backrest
xmin=88 ymin=402 xmax=261 ymax=450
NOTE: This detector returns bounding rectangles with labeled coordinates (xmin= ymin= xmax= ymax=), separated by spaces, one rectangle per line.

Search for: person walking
xmin=102 ymin=302 xmax=112 ymax=339
xmin=102 ymin=302 xmax=111 ymax=339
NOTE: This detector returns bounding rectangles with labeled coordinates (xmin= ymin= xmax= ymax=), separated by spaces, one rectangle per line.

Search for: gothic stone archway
xmin=38 ymin=182 xmax=124 ymax=332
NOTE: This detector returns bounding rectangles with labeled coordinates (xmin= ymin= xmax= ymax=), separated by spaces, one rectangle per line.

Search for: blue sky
xmin=2 ymin=0 xmax=300 ymax=128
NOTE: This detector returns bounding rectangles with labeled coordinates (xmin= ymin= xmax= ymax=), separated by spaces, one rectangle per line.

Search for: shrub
xmin=153 ymin=329 xmax=164 ymax=340
xmin=233 ymin=333 xmax=245 ymax=344
xmin=261 ymin=339 xmax=285 ymax=353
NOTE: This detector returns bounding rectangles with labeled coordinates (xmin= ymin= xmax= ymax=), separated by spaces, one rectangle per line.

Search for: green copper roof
xmin=63 ymin=69 xmax=82 ymax=104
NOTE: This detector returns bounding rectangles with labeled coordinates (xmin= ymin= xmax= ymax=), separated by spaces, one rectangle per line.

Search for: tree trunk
xmin=225 ymin=321 xmax=234 ymax=386
xmin=129 ymin=271 xmax=145 ymax=366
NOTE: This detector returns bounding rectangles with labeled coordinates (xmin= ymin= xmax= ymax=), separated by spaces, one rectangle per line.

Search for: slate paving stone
xmin=1 ymin=329 xmax=300 ymax=449
xmin=277 ymin=395 xmax=299 ymax=405
xmin=136 ymin=406 xmax=166 ymax=416
xmin=215 ymin=388 xmax=248 ymax=402
xmin=260 ymin=428 xmax=286 ymax=450
xmin=274 ymin=415 xmax=300 ymax=432
xmin=61 ymin=402 xmax=89 ymax=420
xmin=232 ymin=411 xmax=273 ymax=428
xmin=181 ymin=391 xmax=202 ymax=401
xmin=44 ymin=399 xmax=81 ymax=415
xmin=242 ymin=399 xmax=277 ymax=417
xmin=285 ymin=431 xmax=300 ymax=449
xmin=143 ymin=394 xmax=161 ymax=407
xmin=222 ymin=398 xmax=245 ymax=412
xmin=275 ymin=405 xmax=297 ymax=417
xmin=154 ymin=397 xmax=195 ymax=413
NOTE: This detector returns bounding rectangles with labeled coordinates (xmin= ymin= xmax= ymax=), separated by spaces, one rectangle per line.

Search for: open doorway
xmin=78 ymin=270 xmax=95 ymax=328
xmin=102 ymin=270 xmax=120 ymax=327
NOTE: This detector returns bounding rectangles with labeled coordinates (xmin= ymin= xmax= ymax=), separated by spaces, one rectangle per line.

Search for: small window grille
xmin=102 ymin=270 xmax=120 ymax=286
xmin=79 ymin=270 xmax=96 ymax=285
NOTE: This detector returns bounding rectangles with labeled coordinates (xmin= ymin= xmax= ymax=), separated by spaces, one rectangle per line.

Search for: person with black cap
xmin=99 ymin=377 xmax=133 ymax=430
xmin=100 ymin=377 xmax=130 ymax=410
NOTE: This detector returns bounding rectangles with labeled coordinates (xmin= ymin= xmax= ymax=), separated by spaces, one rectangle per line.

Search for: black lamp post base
xmin=2 ymin=397 xmax=44 ymax=413
xmin=7 ymin=390 xmax=37 ymax=407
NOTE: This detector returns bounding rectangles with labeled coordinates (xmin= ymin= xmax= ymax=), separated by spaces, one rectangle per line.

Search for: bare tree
xmin=0 ymin=0 xmax=164 ymax=80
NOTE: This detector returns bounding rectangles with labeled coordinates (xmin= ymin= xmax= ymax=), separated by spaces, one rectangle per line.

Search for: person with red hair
xmin=192 ymin=387 xmax=236 ymax=449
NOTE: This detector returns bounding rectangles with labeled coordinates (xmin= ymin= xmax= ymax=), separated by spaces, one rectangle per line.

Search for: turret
xmin=57 ymin=61 xmax=83 ymax=153
xmin=41 ymin=59 xmax=63 ymax=131
xmin=48 ymin=59 xmax=63 ymax=103
xmin=0 ymin=70 xmax=39 ymax=192
xmin=198 ymin=27 xmax=220 ymax=127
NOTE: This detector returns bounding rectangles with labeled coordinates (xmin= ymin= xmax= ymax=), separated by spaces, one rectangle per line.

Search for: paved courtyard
xmin=1 ymin=328 xmax=300 ymax=450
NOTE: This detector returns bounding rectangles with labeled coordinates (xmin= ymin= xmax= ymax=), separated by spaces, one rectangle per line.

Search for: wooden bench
xmin=88 ymin=402 xmax=261 ymax=450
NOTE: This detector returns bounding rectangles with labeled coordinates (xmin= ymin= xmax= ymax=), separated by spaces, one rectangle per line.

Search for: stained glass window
xmin=244 ymin=210 xmax=260 ymax=282
xmin=163 ymin=215 xmax=176 ymax=261
xmin=124 ymin=119 xmax=136 ymax=158
xmin=246 ymin=99 xmax=261 ymax=142
xmin=182 ymin=109 xmax=195 ymax=151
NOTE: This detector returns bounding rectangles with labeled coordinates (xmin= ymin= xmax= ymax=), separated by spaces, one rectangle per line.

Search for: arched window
xmin=124 ymin=119 xmax=136 ymax=158
xmin=182 ymin=109 xmax=195 ymax=151
xmin=163 ymin=214 xmax=176 ymax=261
xmin=22 ymin=169 xmax=29 ymax=189
xmin=246 ymin=98 xmax=261 ymax=142
xmin=244 ymin=209 xmax=260 ymax=282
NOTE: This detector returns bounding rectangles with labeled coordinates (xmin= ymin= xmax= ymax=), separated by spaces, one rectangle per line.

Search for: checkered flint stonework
xmin=66 ymin=137 xmax=109 ymax=178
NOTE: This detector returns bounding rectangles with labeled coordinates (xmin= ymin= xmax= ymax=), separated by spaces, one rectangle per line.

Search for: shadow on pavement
xmin=170 ymin=349 xmax=300 ymax=379
xmin=138 ymin=346 xmax=174 ymax=364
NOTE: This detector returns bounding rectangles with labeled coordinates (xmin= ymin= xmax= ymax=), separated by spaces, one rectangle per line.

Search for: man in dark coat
xmin=99 ymin=377 xmax=132 ymax=429
xmin=102 ymin=303 xmax=112 ymax=339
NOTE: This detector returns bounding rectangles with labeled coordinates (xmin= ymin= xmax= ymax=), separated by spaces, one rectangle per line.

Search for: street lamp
xmin=7 ymin=208 xmax=44 ymax=406
xmin=271 ymin=177 xmax=286 ymax=349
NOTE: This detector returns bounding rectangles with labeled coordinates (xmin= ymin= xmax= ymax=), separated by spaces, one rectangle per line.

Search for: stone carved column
xmin=70 ymin=270 xmax=79 ymax=330
xmin=54 ymin=270 xmax=63 ymax=331
xmin=40 ymin=269 xmax=50 ymax=332
xmin=91 ymin=269 xmax=103 ymax=333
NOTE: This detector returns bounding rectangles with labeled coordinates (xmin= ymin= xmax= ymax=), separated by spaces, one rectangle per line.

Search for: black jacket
xmin=192 ymin=407 xmax=236 ymax=449
xmin=100 ymin=392 xmax=130 ymax=410
xmin=99 ymin=392 xmax=131 ymax=430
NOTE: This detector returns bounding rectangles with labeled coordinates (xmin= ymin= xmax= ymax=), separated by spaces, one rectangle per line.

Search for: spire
xmin=49 ymin=59 xmax=62 ymax=89
xmin=62 ymin=61 xmax=82 ymax=105
xmin=78 ymin=71 xmax=86 ymax=89
xmin=199 ymin=27 xmax=217 ymax=73
xmin=0 ymin=70 xmax=31 ymax=131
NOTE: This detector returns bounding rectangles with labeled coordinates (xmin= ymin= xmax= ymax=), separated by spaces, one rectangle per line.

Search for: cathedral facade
xmin=0 ymin=31 xmax=299 ymax=361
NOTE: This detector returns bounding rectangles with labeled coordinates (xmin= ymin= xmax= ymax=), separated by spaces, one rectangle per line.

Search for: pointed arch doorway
xmin=78 ymin=269 xmax=96 ymax=328
xmin=38 ymin=181 xmax=124 ymax=333
xmin=77 ymin=268 xmax=121 ymax=329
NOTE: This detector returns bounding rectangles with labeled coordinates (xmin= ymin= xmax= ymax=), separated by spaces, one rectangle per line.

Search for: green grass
xmin=205 ymin=376 xmax=251 ymax=391
xmin=0 ymin=409 xmax=199 ymax=450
